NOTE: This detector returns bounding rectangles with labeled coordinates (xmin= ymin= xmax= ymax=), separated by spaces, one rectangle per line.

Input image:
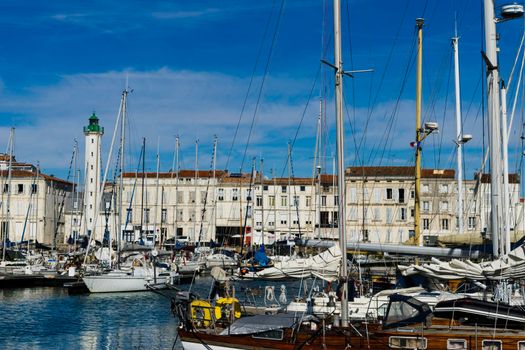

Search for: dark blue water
xmin=0 ymin=276 xmax=317 ymax=350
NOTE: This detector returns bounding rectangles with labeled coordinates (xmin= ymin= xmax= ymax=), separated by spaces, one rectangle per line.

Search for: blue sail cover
xmin=254 ymin=245 xmax=270 ymax=267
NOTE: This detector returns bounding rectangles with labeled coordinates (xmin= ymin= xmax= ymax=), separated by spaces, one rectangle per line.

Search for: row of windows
xmin=3 ymin=184 xmax=38 ymax=195
xmin=390 ymin=336 xmax=524 ymax=350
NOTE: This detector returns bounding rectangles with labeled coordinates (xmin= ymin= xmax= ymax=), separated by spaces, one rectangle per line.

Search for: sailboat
xmin=82 ymin=89 xmax=178 ymax=293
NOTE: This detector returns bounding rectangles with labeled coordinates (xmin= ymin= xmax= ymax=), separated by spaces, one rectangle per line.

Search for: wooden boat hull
xmin=179 ymin=325 xmax=525 ymax=350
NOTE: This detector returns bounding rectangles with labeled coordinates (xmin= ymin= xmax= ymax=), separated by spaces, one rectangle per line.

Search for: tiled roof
xmin=477 ymin=173 xmax=520 ymax=184
xmin=346 ymin=166 xmax=455 ymax=179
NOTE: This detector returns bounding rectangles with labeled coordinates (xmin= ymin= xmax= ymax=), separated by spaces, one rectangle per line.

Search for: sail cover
xmin=241 ymin=245 xmax=341 ymax=281
xmin=399 ymin=244 xmax=525 ymax=281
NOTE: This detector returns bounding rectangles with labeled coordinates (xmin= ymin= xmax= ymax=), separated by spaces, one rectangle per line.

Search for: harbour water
xmin=0 ymin=276 xmax=309 ymax=350
xmin=0 ymin=285 xmax=178 ymax=350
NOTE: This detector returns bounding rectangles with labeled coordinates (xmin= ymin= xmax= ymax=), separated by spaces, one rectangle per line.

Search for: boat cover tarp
xmin=399 ymin=244 xmax=525 ymax=281
xmin=241 ymin=245 xmax=341 ymax=282
xmin=219 ymin=313 xmax=304 ymax=335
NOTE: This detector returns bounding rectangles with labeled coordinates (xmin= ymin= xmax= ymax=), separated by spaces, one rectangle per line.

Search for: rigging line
xmin=240 ymin=0 xmax=286 ymax=173
xmin=433 ymin=49 xmax=453 ymax=169
xmin=277 ymin=65 xmax=321 ymax=179
xmin=225 ymin=0 xmax=278 ymax=171
xmin=368 ymin=25 xmax=418 ymax=168
xmin=344 ymin=0 xmax=357 ymax=150
xmin=356 ymin=0 xmax=411 ymax=157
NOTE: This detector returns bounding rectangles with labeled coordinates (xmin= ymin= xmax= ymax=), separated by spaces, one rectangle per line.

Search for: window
xmin=161 ymin=209 xmax=167 ymax=223
xmin=468 ymin=216 xmax=476 ymax=230
xmin=281 ymin=186 xmax=287 ymax=193
xmin=399 ymin=208 xmax=406 ymax=221
xmin=447 ymin=339 xmax=467 ymax=350
xmin=439 ymin=184 xmax=449 ymax=193
xmin=388 ymin=336 xmax=427 ymax=349
xmin=91 ymin=152 xmax=94 ymax=156
xmin=350 ymin=207 xmax=357 ymax=221
xmin=189 ymin=191 xmax=196 ymax=203
xmin=440 ymin=201 xmax=449 ymax=211
xmin=422 ymin=184 xmax=429 ymax=193
xmin=410 ymin=190 xmax=415 ymax=199
xmin=144 ymin=208 xmax=150 ymax=224
xmin=481 ymin=340 xmax=501 ymax=350
xmin=175 ymin=191 xmax=183 ymax=203
xmin=386 ymin=188 xmax=393 ymax=199
xmin=263 ymin=185 xmax=268 ymax=191
xmin=518 ymin=341 xmax=525 ymax=350
xmin=386 ymin=208 xmax=393 ymax=223
xmin=300 ymin=185 xmax=305 ymax=192
xmin=321 ymin=195 xmax=327 ymax=206
xmin=293 ymin=196 xmax=299 ymax=207
xmin=31 ymin=184 xmax=38 ymax=194
xmin=17 ymin=184 xmax=23 ymax=194
xmin=252 ymin=329 xmax=283 ymax=341
xmin=269 ymin=195 xmax=275 ymax=207
xmin=423 ymin=218 xmax=429 ymax=230
xmin=91 ymin=138 xmax=94 ymax=144
xmin=256 ymin=196 xmax=263 ymax=206
xmin=280 ymin=196 xmax=287 ymax=207
xmin=218 ymin=188 xmax=224 ymax=201
xmin=90 ymin=191 xmax=93 ymax=197
xmin=201 ymin=191 xmax=207 ymax=204
xmin=410 ymin=208 xmax=414 ymax=218
xmin=245 ymin=189 xmax=252 ymax=201
xmin=334 ymin=195 xmax=339 ymax=206
xmin=126 ymin=208 xmax=133 ymax=223
xmin=422 ymin=201 xmax=429 ymax=212
xmin=305 ymin=196 xmax=311 ymax=207
xmin=4 ymin=184 xmax=9 ymax=193
xmin=90 ymin=165 xmax=93 ymax=170
xmin=441 ymin=219 xmax=449 ymax=231
xmin=398 ymin=188 xmax=405 ymax=203
xmin=232 ymin=189 xmax=238 ymax=201
xmin=90 ymin=178 xmax=93 ymax=184
xmin=373 ymin=207 xmax=381 ymax=221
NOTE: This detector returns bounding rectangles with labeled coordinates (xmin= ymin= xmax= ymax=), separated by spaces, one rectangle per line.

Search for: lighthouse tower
xmin=84 ymin=112 xmax=104 ymax=239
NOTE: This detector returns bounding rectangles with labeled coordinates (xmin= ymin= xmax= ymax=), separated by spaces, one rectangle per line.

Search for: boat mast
xmin=2 ymin=128 xmax=14 ymax=262
xmin=287 ymin=141 xmax=292 ymax=240
xmin=414 ymin=18 xmax=424 ymax=248
xmin=333 ymin=0 xmax=348 ymax=327
xmin=118 ymin=87 xmax=128 ymax=261
xmin=260 ymin=157 xmax=265 ymax=246
xmin=484 ymin=0 xmax=503 ymax=257
xmin=194 ymin=139 xmax=198 ymax=244
xmin=453 ymin=28 xmax=465 ymax=235
xmin=153 ymin=138 xmax=160 ymax=248
xmin=173 ymin=136 xmax=180 ymax=243
xmin=140 ymin=137 xmax=145 ymax=244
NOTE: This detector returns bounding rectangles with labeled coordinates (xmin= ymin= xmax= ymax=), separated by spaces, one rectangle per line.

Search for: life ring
xmin=240 ymin=268 xmax=249 ymax=275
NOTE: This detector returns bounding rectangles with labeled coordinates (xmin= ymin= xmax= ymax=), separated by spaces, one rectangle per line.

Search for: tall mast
xmin=2 ymin=128 xmax=14 ymax=262
xmin=118 ymin=87 xmax=128 ymax=259
xmin=483 ymin=0 xmax=503 ymax=257
xmin=173 ymin=136 xmax=180 ymax=242
xmin=287 ymin=141 xmax=292 ymax=239
xmin=212 ymin=136 xmax=218 ymax=242
xmin=501 ymin=84 xmax=511 ymax=253
xmin=153 ymin=138 xmax=160 ymax=248
xmin=260 ymin=157 xmax=265 ymax=246
xmin=333 ymin=0 xmax=348 ymax=327
xmin=453 ymin=29 xmax=465 ymax=235
xmin=414 ymin=18 xmax=424 ymax=248
xmin=140 ymin=137 xmax=146 ymax=243
xmin=194 ymin=139 xmax=199 ymax=243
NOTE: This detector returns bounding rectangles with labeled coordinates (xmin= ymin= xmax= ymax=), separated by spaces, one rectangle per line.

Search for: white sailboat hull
xmin=83 ymin=269 xmax=175 ymax=293
xmin=181 ymin=341 xmax=241 ymax=350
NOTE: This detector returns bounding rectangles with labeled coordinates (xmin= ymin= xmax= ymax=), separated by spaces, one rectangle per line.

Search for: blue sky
xmin=0 ymin=0 xmax=524 ymax=183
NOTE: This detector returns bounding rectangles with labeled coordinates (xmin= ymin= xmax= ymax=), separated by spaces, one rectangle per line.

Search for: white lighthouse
xmin=84 ymin=112 xmax=104 ymax=239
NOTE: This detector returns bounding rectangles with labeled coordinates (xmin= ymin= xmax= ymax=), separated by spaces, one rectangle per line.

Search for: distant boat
xmin=83 ymin=265 xmax=177 ymax=293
